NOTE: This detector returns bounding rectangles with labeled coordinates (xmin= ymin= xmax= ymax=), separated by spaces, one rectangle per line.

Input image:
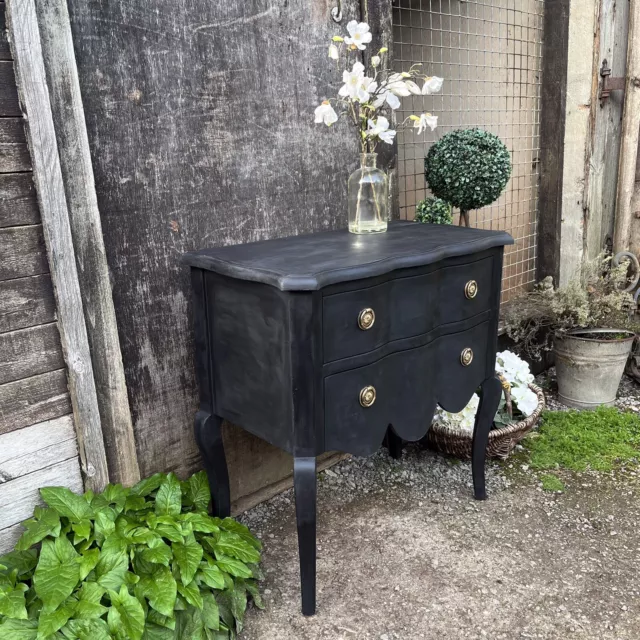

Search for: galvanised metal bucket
xmin=554 ymin=329 xmax=635 ymax=409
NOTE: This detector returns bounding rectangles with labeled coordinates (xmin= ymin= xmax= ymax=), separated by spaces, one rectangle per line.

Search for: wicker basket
xmin=426 ymin=381 xmax=546 ymax=460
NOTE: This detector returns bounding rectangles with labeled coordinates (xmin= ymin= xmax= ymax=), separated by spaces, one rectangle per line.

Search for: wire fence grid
xmin=392 ymin=0 xmax=545 ymax=300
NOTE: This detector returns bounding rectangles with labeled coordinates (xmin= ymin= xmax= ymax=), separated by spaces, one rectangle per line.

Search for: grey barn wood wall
xmin=0 ymin=1 xmax=82 ymax=553
xmin=66 ymin=1 xmax=393 ymax=501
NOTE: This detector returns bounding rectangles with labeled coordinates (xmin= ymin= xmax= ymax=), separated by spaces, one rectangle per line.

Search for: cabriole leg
xmin=194 ymin=410 xmax=231 ymax=517
xmin=471 ymin=375 xmax=503 ymax=500
xmin=294 ymin=456 xmax=317 ymax=616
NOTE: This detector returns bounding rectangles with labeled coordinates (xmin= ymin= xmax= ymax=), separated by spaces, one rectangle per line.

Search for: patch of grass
xmin=524 ymin=407 xmax=640 ymax=472
xmin=540 ymin=473 xmax=565 ymax=492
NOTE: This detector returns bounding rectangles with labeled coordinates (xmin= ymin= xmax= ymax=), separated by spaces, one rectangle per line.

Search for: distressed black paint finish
xmin=186 ymin=222 xmax=512 ymax=615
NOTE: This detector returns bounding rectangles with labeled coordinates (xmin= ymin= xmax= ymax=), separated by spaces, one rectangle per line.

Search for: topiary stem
xmin=459 ymin=209 xmax=470 ymax=227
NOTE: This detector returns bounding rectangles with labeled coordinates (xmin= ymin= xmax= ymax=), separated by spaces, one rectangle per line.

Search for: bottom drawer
xmin=323 ymin=321 xmax=492 ymax=456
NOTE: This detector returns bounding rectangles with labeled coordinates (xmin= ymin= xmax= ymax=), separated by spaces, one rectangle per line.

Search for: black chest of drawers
xmin=183 ymin=221 xmax=513 ymax=615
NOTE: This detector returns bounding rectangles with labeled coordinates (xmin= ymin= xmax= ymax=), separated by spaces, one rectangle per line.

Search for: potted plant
xmin=503 ymin=256 xmax=639 ymax=409
xmin=424 ymin=128 xmax=511 ymax=227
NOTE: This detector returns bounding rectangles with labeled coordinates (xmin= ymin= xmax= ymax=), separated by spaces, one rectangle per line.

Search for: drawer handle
xmin=465 ymin=280 xmax=478 ymax=299
xmin=359 ymin=385 xmax=377 ymax=408
xmin=460 ymin=348 xmax=474 ymax=367
xmin=358 ymin=308 xmax=376 ymax=330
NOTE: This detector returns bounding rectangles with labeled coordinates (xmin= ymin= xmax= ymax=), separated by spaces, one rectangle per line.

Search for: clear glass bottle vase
xmin=348 ymin=153 xmax=389 ymax=234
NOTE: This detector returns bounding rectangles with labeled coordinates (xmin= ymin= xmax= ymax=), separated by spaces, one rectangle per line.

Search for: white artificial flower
xmin=414 ymin=112 xmax=438 ymax=134
xmin=344 ymin=21 xmax=373 ymax=50
xmin=372 ymin=90 xmax=401 ymax=110
xmin=496 ymin=351 xmax=534 ymax=385
xmin=511 ymin=384 xmax=538 ymax=417
xmin=386 ymin=78 xmax=412 ymax=97
xmin=404 ymin=80 xmax=422 ymax=95
xmin=367 ymin=116 xmax=396 ymax=144
xmin=435 ymin=393 xmax=480 ymax=433
xmin=371 ymin=55 xmax=381 ymax=68
xmin=339 ymin=61 xmax=375 ymax=102
xmin=422 ymin=76 xmax=444 ymax=95
xmin=314 ymin=101 xmax=338 ymax=126
xmin=328 ymin=44 xmax=339 ymax=60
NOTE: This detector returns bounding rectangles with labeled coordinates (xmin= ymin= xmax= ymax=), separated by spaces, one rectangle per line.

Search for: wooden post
xmin=6 ymin=0 xmax=109 ymax=490
xmin=34 ymin=0 xmax=140 ymax=485
xmin=613 ymin=0 xmax=640 ymax=253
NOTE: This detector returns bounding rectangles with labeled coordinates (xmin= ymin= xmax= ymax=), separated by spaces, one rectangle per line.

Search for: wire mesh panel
xmin=392 ymin=0 xmax=544 ymax=300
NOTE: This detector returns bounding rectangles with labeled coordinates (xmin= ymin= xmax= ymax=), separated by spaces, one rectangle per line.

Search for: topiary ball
xmin=424 ymin=128 xmax=511 ymax=212
xmin=415 ymin=197 xmax=452 ymax=225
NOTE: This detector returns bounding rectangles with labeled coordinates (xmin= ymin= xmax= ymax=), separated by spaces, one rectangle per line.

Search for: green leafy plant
xmin=414 ymin=197 xmax=452 ymax=225
xmin=0 ymin=472 xmax=263 ymax=640
xmin=424 ymin=128 xmax=511 ymax=226
xmin=539 ymin=473 xmax=565 ymax=493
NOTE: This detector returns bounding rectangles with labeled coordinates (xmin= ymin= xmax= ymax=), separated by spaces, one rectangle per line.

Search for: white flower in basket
xmin=435 ymin=351 xmax=539 ymax=433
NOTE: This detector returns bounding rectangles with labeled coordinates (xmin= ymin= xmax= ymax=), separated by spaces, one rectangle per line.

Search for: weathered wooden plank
xmin=0 ymin=172 xmax=39 ymax=227
xmin=0 ymin=117 xmax=30 ymax=172
xmin=0 ymin=323 xmax=64 ymax=385
xmin=36 ymin=0 xmax=139 ymax=485
xmin=7 ymin=0 xmax=109 ymax=491
xmin=617 ymin=0 xmax=640 ymax=253
xmin=0 ymin=522 xmax=24 ymax=555
xmin=0 ymin=273 xmax=56 ymax=333
xmin=0 ymin=224 xmax=48 ymax=280
xmin=538 ymin=0 xmax=570 ymax=283
xmin=585 ymin=0 xmax=629 ymax=259
xmin=66 ymin=0 xmax=367 ymax=484
xmin=0 ymin=456 xmax=82 ymax=531
xmin=0 ymin=369 xmax=71 ymax=435
xmin=0 ymin=61 xmax=20 ymax=115
xmin=0 ymin=415 xmax=76 ymax=481
xmin=0 ymin=3 xmax=10 ymax=61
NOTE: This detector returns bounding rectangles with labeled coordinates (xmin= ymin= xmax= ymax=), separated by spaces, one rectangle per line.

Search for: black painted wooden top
xmin=182 ymin=221 xmax=514 ymax=291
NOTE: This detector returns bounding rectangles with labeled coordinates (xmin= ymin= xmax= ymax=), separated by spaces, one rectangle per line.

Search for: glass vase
xmin=348 ymin=153 xmax=388 ymax=234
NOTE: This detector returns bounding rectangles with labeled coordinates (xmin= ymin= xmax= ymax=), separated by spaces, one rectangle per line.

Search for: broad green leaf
xmin=220 ymin=518 xmax=262 ymax=551
xmin=102 ymin=484 xmax=129 ymax=512
xmin=178 ymin=514 xmax=219 ymax=534
xmin=176 ymin=580 xmax=203 ymax=611
xmin=173 ymin=535 xmax=203 ymax=585
xmin=62 ymin=619 xmax=110 ymax=640
xmin=230 ymin=583 xmax=247 ymax=633
xmin=213 ymin=592 xmax=234 ymax=631
xmin=243 ymin=579 xmax=264 ymax=610
xmin=33 ymin=538 xmax=80 ymax=613
xmin=124 ymin=571 xmax=140 ymax=586
xmin=213 ymin=555 xmax=252 ymax=579
xmin=36 ymin=602 xmax=75 ymax=639
xmin=0 ymin=551 xmax=38 ymax=578
xmin=213 ymin=532 xmax=260 ymax=564
xmin=179 ymin=606 xmax=206 ymax=639
xmin=77 ymin=582 xmax=105 ymax=604
xmin=40 ymin=487 xmax=92 ymax=522
xmin=201 ymin=593 xmax=220 ymax=630
xmin=154 ymin=474 xmax=181 ymax=518
xmin=198 ymin=563 xmax=225 ymax=591
xmin=0 ymin=618 xmax=38 ymax=639
xmin=93 ymin=512 xmax=116 ymax=543
xmin=74 ymin=598 xmax=108 ymax=620
xmin=0 ymin=586 xmax=28 ymax=619
xmin=107 ymin=585 xmax=145 ymax=640
xmin=95 ymin=541 xmax=128 ymax=592
xmin=131 ymin=474 xmax=165 ymax=497
xmin=141 ymin=622 xmax=174 ymax=640
xmin=124 ymin=496 xmax=148 ymax=512
xmin=139 ymin=540 xmax=172 ymax=567
xmin=71 ymin=520 xmax=92 ymax=545
xmin=147 ymin=609 xmax=176 ymax=630
xmin=185 ymin=472 xmax=211 ymax=512
xmin=15 ymin=509 xmax=61 ymax=551
xmin=78 ymin=548 xmax=100 ymax=581
xmin=137 ymin=566 xmax=176 ymax=618
xmin=246 ymin=563 xmax=264 ymax=581
xmin=153 ymin=518 xmax=183 ymax=544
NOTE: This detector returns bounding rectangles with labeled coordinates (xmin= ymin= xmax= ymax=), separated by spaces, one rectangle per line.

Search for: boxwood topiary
xmin=424 ymin=128 xmax=511 ymax=227
xmin=415 ymin=197 xmax=452 ymax=225
xmin=0 ymin=472 xmax=263 ymax=640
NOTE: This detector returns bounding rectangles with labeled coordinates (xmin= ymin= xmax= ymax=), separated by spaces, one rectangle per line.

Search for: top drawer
xmin=322 ymin=255 xmax=494 ymax=363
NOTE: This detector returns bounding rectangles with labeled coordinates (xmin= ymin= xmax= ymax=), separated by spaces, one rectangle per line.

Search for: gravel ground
xmin=239 ymin=374 xmax=640 ymax=640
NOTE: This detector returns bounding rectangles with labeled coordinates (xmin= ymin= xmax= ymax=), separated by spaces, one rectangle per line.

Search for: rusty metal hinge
xmin=600 ymin=59 xmax=626 ymax=106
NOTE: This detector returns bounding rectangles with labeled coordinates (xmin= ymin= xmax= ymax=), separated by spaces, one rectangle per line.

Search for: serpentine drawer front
xmin=183 ymin=221 xmax=513 ymax=617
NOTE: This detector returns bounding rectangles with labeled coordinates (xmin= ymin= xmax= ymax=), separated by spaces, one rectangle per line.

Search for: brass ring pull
xmin=460 ymin=348 xmax=474 ymax=366
xmin=465 ymin=280 xmax=478 ymax=299
xmin=358 ymin=308 xmax=376 ymax=330
xmin=359 ymin=385 xmax=376 ymax=408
